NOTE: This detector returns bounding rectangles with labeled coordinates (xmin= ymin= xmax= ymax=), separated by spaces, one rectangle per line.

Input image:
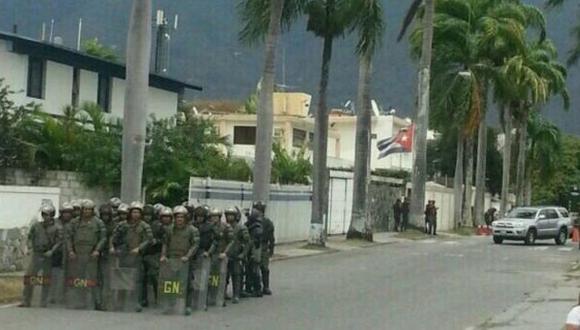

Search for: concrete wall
xmin=188 ymin=177 xmax=312 ymax=243
xmin=0 ymin=168 xmax=112 ymax=210
xmin=0 ymin=185 xmax=61 ymax=272
xmin=0 ymin=185 xmax=61 ymax=228
xmin=0 ymin=39 xmax=179 ymax=119
xmin=110 ymin=78 xmax=177 ymax=119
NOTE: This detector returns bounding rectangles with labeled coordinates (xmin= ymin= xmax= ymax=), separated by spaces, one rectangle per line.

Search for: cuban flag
xmin=377 ymin=124 xmax=415 ymax=159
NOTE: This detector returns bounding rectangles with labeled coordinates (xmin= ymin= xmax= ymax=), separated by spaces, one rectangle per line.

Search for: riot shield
xmin=109 ymin=254 xmax=141 ymax=312
xmin=191 ymin=255 xmax=210 ymax=311
xmin=65 ymin=254 xmax=98 ymax=310
xmin=22 ymin=254 xmax=51 ymax=307
xmin=207 ymin=257 xmax=228 ymax=307
xmin=158 ymin=258 xmax=189 ymax=315
xmin=47 ymin=266 xmax=64 ymax=306
xmin=98 ymin=256 xmax=113 ymax=311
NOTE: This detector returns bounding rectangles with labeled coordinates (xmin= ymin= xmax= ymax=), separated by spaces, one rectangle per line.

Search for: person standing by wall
xmin=393 ymin=199 xmax=402 ymax=232
xmin=401 ymin=197 xmax=410 ymax=232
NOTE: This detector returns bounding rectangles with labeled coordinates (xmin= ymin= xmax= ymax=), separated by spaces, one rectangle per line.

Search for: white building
xmin=0 ymin=31 xmax=202 ymax=118
xmin=198 ymin=92 xmax=416 ymax=171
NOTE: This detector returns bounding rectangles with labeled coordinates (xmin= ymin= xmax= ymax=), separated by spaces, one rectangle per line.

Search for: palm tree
xmin=525 ymin=112 xmax=562 ymax=204
xmin=305 ymin=0 xmax=352 ymax=245
xmin=505 ymin=40 xmax=569 ymax=206
xmin=121 ymin=0 xmax=152 ymax=202
xmin=397 ymin=0 xmax=435 ymax=228
xmin=239 ymin=0 xmax=287 ymax=202
xmin=346 ymin=0 xmax=384 ymax=241
xmin=407 ymin=0 xmax=546 ymax=223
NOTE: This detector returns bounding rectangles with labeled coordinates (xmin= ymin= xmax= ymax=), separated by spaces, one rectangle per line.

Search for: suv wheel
xmin=555 ymin=228 xmax=568 ymax=245
xmin=525 ymin=229 xmax=537 ymax=245
xmin=493 ymin=236 xmax=503 ymax=244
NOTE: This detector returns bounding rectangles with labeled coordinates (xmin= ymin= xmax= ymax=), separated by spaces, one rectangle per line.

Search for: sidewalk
xmin=472 ymin=265 xmax=580 ymax=330
xmin=272 ymin=232 xmax=404 ymax=262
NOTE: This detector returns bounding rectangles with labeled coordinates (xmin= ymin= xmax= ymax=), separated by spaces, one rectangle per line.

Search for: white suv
xmin=492 ymin=206 xmax=572 ymax=245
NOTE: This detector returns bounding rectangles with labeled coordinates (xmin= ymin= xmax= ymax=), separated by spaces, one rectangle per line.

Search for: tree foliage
xmin=531 ymin=134 xmax=580 ymax=211
xmin=271 ymin=142 xmax=311 ymax=185
xmin=82 ymin=38 xmax=119 ymax=62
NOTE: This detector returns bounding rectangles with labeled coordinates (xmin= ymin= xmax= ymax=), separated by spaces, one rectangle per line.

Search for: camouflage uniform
xmin=224 ymin=208 xmax=250 ymax=303
xmin=141 ymin=204 xmax=163 ymax=307
xmin=65 ymin=201 xmax=106 ymax=309
xmin=244 ymin=208 xmax=263 ymax=297
xmin=161 ymin=205 xmax=199 ymax=314
xmin=21 ymin=205 xmax=62 ymax=307
xmin=109 ymin=202 xmax=153 ymax=311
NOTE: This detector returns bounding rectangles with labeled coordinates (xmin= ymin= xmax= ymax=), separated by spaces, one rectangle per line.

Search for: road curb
xmin=271 ymin=240 xmax=399 ymax=262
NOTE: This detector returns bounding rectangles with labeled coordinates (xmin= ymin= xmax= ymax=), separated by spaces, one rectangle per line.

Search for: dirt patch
xmin=395 ymin=229 xmax=431 ymax=240
xmin=0 ymin=275 xmax=22 ymax=304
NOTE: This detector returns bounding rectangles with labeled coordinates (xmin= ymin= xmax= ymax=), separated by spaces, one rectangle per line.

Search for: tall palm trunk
xmin=121 ymin=0 xmax=152 ymax=202
xmin=410 ymin=0 xmax=434 ymax=227
xmin=500 ymin=105 xmax=513 ymax=215
xmin=347 ymin=52 xmax=372 ymax=241
xmin=463 ymin=136 xmax=474 ymax=226
xmin=515 ymin=110 xmax=528 ymax=206
xmin=474 ymin=121 xmax=487 ymax=226
xmin=453 ymin=130 xmax=465 ymax=229
xmin=309 ymin=33 xmax=333 ymax=246
xmin=252 ymin=0 xmax=284 ymax=203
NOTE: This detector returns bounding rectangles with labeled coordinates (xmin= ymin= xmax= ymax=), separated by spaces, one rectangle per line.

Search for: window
xmin=233 ymin=126 xmax=256 ymax=145
xmin=559 ymin=209 xmax=569 ymax=218
xmin=71 ymin=68 xmax=80 ymax=108
xmin=309 ymin=132 xmax=314 ymax=142
xmin=97 ymin=74 xmax=112 ymax=112
xmin=293 ymin=129 xmax=306 ymax=147
xmin=546 ymin=209 xmax=559 ymax=219
xmin=27 ymin=57 xmax=45 ymax=99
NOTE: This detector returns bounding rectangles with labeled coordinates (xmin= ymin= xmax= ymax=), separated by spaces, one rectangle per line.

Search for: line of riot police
xmin=20 ymin=198 xmax=275 ymax=316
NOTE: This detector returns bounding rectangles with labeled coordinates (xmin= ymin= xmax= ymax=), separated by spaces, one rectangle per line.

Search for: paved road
xmin=1 ymin=236 xmax=577 ymax=330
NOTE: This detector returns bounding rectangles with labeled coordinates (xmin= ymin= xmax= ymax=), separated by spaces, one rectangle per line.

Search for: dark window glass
xmin=97 ymin=74 xmax=112 ymax=113
xmin=27 ymin=57 xmax=45 ymax=99
xmin=293 ymin=129 xmax=306 ymax=147
xmin=233 ymin=126 xmax=256 ymax=145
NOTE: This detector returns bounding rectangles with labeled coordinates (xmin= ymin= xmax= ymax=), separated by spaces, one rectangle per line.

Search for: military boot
xmin=262 ymin=270 xmax=272 ymax=295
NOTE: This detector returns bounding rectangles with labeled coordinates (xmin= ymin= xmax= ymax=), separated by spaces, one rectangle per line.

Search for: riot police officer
xmin=49 ymin=202 xmax=74 ymax=304
xmin=194 ymin=206 xmax=219 ymax=258
xmin=160 ymin=206 xmax=199 ymax=315
xmin=20 ymin=204 xmax=62 ymax=307
xmin=244 ymin=204 xmax=263 ymax=298
xmin=66 ymin=200 xmax=106 ymax=310
xmin=142 ymin=204 xmax=163 ymax=307
xmin=116 ymin=203 xmax=129 ymax=223
xmin=254 ymin=201 xmax=275 ymax=295
xmin=224 ymin=207 xmax=250 ymax=303
xmin=97 ymin=203 xmax=115 ymax=310
xmin=109 ymin=201 xmax=153 ymax=312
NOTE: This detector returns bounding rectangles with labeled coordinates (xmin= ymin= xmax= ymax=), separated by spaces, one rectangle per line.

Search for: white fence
xmin=188 ymin=178 xmax=312 ymax=243
xmin=0 ymin=185 xmax=61 ymax=229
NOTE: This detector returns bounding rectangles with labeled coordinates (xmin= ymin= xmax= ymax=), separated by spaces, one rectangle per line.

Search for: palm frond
xmin=397 ymin=0 xmax=422 ymax=42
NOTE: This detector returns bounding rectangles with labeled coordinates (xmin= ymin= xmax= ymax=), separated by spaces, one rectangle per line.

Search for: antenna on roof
xmin=154 ymin=9 xmax=177 ymax=75
xmin=49 ymin=19 xmax=54 ymax=43
xmin=41 ymin=22 xmax=46 ymax=41
xmin=76 ymin=18 xmax=83 ymax=51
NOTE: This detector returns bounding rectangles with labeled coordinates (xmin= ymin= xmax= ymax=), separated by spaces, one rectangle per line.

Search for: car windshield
xmin=507 ymin=208 xmax=538 ymax=219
